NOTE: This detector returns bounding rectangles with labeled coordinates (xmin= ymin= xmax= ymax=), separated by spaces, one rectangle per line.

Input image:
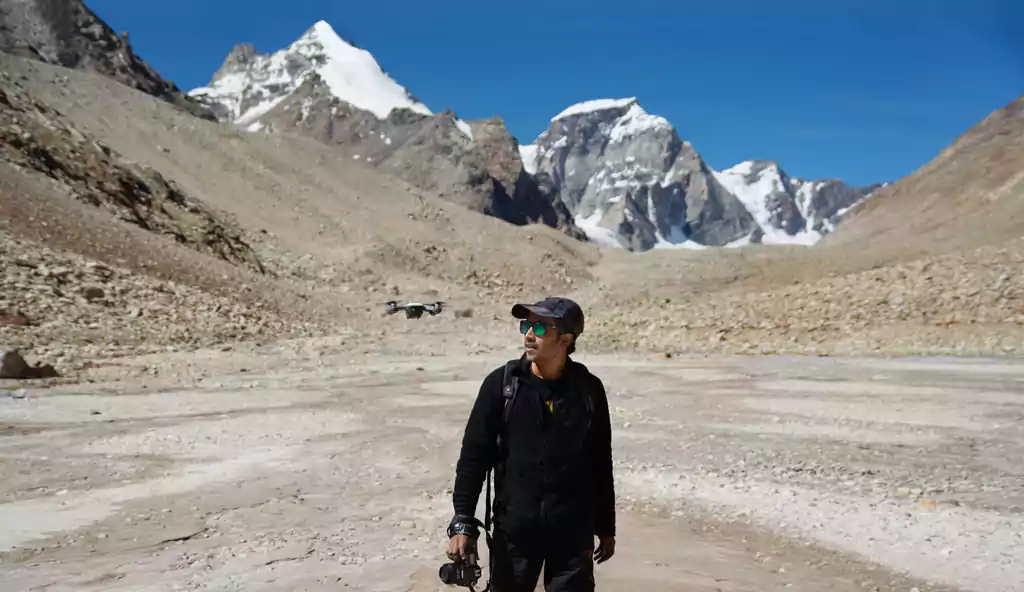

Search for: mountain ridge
xmin=521 ymin=96 xmax=881 ymax=250
xmin=0 ymin=0 xmax=215 ymax=121
xmin=184 ymin=21 xmax=880 ymax=252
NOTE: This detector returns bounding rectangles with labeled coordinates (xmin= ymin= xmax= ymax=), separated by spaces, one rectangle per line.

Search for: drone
xmin=384 ymin=300 xmax=445 ymax=319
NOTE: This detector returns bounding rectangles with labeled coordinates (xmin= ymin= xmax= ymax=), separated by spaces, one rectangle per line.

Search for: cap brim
xmin=511 ymin=304 xmax=560 ymax=319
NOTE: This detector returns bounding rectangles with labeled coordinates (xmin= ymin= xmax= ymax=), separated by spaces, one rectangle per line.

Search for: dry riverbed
xmin=1 ymin=338 xmax=1022 ymax=591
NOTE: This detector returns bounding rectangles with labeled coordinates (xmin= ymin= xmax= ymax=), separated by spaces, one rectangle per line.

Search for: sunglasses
xmin=519 ymin=319 xmax=558 ymax=336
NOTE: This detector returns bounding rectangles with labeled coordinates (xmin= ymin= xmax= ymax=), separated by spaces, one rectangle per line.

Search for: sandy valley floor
xmin=1 ymin=339 xmax=1022 ymax=592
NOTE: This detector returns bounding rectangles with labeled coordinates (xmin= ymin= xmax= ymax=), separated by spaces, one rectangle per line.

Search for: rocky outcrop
xmin=0 ymin=77 xmax=263 ymax=273
xmin=466 ymin=116 xmax=584 ymax=237
xmin=0 ymin=0 xmax=215 ymax=120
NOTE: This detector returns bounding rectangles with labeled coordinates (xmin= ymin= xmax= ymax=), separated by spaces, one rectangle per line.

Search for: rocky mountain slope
xmin=0 ymin=0 xmax=214 ymax=121
xmin=824 ymin=93 xmax=1024 ymax=259
xmin=188 ymin=21 xmax=583 ymax=238
xmin=0 ymin=75 xmax=260 ymax=272
xmin=0 ymin=53 xmax=599 ymax=369
xmin=521 ymin=98 xmax=881 ymax=250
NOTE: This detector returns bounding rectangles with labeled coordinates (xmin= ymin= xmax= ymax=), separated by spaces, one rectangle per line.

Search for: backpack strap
xmin=486 ymin=359 xmax=521 ymax=535
xmin=500 ymin=359 xmax=520 ymax=428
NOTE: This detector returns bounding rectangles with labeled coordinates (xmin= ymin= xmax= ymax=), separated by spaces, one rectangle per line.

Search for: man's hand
xmin=594 ymin=535 xmax=615 ymax=564
xmin=447 ymin=534 xmax=474 ymax=561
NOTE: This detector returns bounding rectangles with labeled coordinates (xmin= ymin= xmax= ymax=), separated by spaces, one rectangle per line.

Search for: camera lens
xmin=438 ymin=563 xmax=456 ymax=584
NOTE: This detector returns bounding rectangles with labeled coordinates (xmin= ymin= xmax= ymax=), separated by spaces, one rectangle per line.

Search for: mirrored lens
xmin=519 ymin=320 xmax=547 ymax=336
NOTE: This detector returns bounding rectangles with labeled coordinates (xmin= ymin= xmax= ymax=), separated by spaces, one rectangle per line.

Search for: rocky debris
xmin=0 ymin=0 xmax=216 ymax=121
xmin=0 ymin=233 xmax=326 ymax=374
xmin=0 ymin=312 xmax=31 ymax=326
xmin=583 ymin=237 xmax=1024 ymax=357
xmin=0 ymin=82 xmax=264 ymax=273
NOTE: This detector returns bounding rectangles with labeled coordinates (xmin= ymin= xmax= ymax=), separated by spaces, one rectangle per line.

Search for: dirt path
xmin=1 ymin=344 xmax=1021 ymax=591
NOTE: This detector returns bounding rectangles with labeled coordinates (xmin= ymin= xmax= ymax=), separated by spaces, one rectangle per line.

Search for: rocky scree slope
xmin=189 ymin=21 xmax=583 ymax=238
xmin=0 ymin=0 xmax=215 ymax=121
xmin=0 ymin=74 xmax=262 ymax=273
xmin=522 ymin=98 xmax=881 ymax=251
xmin=825 ymin=93 xmax=1024 ymax=260
xmin=0 ymin=53 xmax=600 ymax=358
xmin=0 ymin=232 xmax=323 ymax=374
xmin=579 ymin=235 xmax=1024 ymax=357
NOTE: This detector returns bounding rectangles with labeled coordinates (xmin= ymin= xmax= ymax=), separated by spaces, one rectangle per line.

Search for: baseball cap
xmin=511 ymin=296 xmax=585 ymax=336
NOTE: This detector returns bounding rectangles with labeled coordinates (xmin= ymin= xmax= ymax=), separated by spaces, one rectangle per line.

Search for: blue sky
xmin=88 ymin=0 xmax=1021 ymax=187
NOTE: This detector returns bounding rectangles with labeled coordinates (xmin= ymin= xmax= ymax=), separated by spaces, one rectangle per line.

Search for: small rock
xmin=82 ymin=286 xmax=105 ymax=301
xmin=1 ymin=349 xmax=30 ymax=379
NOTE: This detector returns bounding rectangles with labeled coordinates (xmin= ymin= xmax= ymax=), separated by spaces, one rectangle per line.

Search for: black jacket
xmin=452 ymin=355 xmax=616 ymax=541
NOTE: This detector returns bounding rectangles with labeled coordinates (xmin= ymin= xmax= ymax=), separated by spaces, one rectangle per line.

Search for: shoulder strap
xmin=485 ymin=360 xmax=520 ymax=550
xmin=501 ymin=360 xmax=520 ymax=427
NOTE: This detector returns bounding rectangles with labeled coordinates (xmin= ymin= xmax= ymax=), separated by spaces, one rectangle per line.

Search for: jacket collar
xmin=513 ymin=353 xmax=581 ymax=381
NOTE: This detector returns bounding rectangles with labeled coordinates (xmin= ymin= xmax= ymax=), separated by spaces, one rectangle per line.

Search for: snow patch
xmin=304 ymin=21 xmax=431 ymax=119
xmin=652 ymin=226 xmax=708 ymax=250
xmin=454 ymin=118 xmax=474 ymax=140
xmin=235 ymin=94 xmax=288 ymax=126
xmin=519 ymin=145 xmax=539 ymax=174
xmin=609 ymin=104 xmax=673 ymax=143
xmin=552 ymin=98 xmax=637 ymax=121
xmin=574 ymin=210 xmax=624 ymax=249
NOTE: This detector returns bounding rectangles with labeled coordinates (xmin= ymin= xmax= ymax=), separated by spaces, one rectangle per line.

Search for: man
xmin=446 ymin=297 xmax=616 ymax=591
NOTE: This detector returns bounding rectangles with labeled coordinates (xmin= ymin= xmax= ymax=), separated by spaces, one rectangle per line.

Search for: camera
xmin=439 ymin=555 xmax=482 ymax=588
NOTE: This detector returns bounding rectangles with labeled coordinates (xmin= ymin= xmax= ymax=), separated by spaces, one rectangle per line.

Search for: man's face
xmin=521 ymin=314 xmax=567 ymax=362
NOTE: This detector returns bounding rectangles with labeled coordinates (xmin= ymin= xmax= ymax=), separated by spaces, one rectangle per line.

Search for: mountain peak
xmin=190 ymin=19 xmax=431 ymax=123
xmin=284 ymin=20 xmax=431 ymax=119
xmin=725 ymin=160 xmax=781 ymax=177
xmin=551 ymin=97 xmax=639 ymax=121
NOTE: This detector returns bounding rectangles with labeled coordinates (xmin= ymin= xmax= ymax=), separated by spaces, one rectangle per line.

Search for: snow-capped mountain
xmin=188 ymin=20 xmax=580 ymax=236
xmin=188 ymin=21 xmax=876 ymax=252
xmin=713 ymin=160 xmax=881 ymax=246
xmin=521 ymin=98 xmax=880 ymax=250
xmin=191 ymin=21 xmax=434 ymax=126
xmin=523 ymin=98 xmax=756 ymax=250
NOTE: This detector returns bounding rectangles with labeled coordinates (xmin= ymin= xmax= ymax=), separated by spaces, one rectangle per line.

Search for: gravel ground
xmin=1 ymin=341 xmax=1020 ymax=591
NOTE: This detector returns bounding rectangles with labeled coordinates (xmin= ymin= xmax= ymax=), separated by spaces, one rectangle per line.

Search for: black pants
xmin=488 ymin=526 xmax=595 ymax=592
